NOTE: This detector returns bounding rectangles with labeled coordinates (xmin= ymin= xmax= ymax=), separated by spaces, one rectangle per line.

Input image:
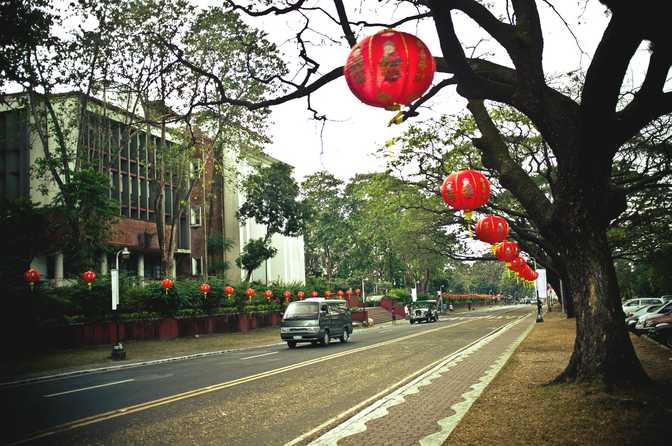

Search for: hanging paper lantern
xmin=161 ymin=278 xmax=173 ymax=295
xmin=355 ymin=288 xmax=361 ymax=296
xmin=81 ymin=270 xmax=96 ymax=290
xmin=440 ymin=170 xmax=491 ymax=219
xmin=283 ymin=290 xmax=292 ymax=303
xmin=264 ymin=290 xmax=273 ymax=301
xmin=297 ymin=291 xmax=305 ymax=300
xmin=224 ymin=286 xmax=234 ymax=296
xmin=344 ymin=29 xmax=436 ymax=111
xmin=337 ymin=290 xmax=344 ymax=299
xmin=24 ymin=268 xmax=40 ymax=291
xmin=324 ymin=290 xmax=333 ymax=298
xmin=495 ymin=241 xmax=520 ymax=262
xmin=475 ymin=215 xmax=509 ymax=244
xmin=311 ymin=291 xmax=318 ymax=298
xmin=509 ymin=257 xmax=527 ymax=273
xmin=199 ymin=283 xmax=211 ymax=296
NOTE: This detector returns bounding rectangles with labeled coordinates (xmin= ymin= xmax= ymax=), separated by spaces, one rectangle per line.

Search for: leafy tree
xmin=237 ymin=162 xmax=307 ymax=281
xmin=172 ymin=1 xmax=672 ymax=386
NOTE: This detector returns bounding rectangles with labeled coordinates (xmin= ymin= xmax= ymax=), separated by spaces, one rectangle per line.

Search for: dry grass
xmin=1 ymin=327 xmax=281 ymax=378
xmin=446 ymin=310 xmax=672 ymax=446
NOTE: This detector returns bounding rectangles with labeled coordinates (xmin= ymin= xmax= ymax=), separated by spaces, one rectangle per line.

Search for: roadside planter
xmin=351 ymin=311 xmax=369 ymax=323
xmin=37 ymin=311 xmax=284 ymax=348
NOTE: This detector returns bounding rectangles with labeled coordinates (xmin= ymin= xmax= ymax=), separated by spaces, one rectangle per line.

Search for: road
xmin=2 ymin=305 xmax=533 ymax=445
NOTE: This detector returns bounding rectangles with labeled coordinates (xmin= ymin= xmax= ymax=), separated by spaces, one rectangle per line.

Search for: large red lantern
xmin=337 ymin=290 xmax=344 ymax=299
xmin=311 ymin=291 xmax=318 ymax=298
xmin=297 ymin=291 xmax=305 ymax=300
xmin=283 ymin=290 xmax=292 ymax=303
xmin=264 ymin=290 xmax=273 ymax=301
xmin=475 ymin=215 xmax=509 ymax=244
xmin=224 ymin=286 xmax=234 ymax=297
xmin=440 ymin=170 xmax=491 ymax=219
xmin=24 ymin=268 xmax=40 ymax=291
xmin=324 ymin=290 xmax=333 ymax=298
xmin=509 ymin=257 xmax=527 ymax=273
xmin=355 ymin=288 xmax=361 ymax=296
xmin=246 ymin=288 xmax=255 ymax=303
xmin=495 ymin=241 xmax=520 ymax=262
xmin=199 ymin=283 xmax=211 ymax=296
xmin=81 ymin=270 xmax=96 ymax=290
xmin=344 ymin=30 xmax=435 ymax=111
xmin=161 ymin=278 xmax=173 ymax=294
xmin=345 ymin=289 xmax=353 ymax=304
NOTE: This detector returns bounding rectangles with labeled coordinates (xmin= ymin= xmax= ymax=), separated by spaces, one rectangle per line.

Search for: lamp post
xmin=111 ymin=247 xmax=130 ymax=359
xmin=529 ymin=257 xmax=543 ymax=323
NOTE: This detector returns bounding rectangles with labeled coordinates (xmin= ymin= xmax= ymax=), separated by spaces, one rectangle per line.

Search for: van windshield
xmin=284 ymin=302 xmax=319 ymax=320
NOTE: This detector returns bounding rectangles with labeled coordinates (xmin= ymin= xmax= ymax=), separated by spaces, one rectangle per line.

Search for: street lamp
xmin=111 ymin=247 xmax=130 ymax=359
xmin=529 ymin=257 xmax=543 ymax=323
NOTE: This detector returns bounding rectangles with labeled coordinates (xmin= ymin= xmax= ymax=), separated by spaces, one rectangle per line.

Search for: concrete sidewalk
xmin=302 ymin=314 xmax=534 ymax=446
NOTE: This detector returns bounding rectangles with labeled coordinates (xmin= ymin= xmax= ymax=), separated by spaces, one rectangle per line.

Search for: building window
xmin=192 ymin=257 xmax=202 ymax=276
xmin=190 ymin=206 xmax=202 ymax=226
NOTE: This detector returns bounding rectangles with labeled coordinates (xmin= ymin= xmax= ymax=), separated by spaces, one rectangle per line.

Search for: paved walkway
xmin=304 ymin=314 xmax=534 ymax=446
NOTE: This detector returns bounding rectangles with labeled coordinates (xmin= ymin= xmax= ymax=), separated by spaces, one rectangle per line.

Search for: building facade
xmin=0 ymin=92 xmax=305 ymax=285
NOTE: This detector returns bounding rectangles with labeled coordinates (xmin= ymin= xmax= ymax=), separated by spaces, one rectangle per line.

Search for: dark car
xmin=645 ymin=313 xmax=672 ymax=348
xmin=280 ymin=298 xmax=352 ymax=348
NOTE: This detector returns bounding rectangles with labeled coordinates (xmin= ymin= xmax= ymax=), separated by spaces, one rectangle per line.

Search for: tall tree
xmin=236 ymin=162 xmax=308 ymax=281
xmin=169 ymin=1 xmax=672 ymax=386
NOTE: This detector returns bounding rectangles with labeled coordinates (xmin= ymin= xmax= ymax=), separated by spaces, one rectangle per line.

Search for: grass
xmin=1 ymin=327 xmax=281 ymax=379
xmin=446 ymin=309 xmax=672 ymax=446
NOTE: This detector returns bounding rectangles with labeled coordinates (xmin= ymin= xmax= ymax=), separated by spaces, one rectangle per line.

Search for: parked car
xmin=409 ymin=300 xmax=439 ymax=324
xmin=660 ymin=295 xmax=672 ymax=303
xmin=280 ymin=298 xmax=352 ymax=348
xmin=633 ymin=301 xmax=672 ymax=334
xmin=622 ymin=297 xmax=664 ymax=316
xmin=646 ymin=314 xmax=672 ymax=348
xmin=625 ymin=304 xmax=663 ymax=329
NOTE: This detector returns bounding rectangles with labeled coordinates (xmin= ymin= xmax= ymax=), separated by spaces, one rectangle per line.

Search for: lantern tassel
xmin=464 ymin=210 xmax=473 ymax=239
xmin=387 ymin=111 xmax=405 ymax=127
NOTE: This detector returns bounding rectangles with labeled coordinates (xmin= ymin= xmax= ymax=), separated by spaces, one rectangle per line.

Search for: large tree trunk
xmin=554 ymin=227 xmax=648 ymax=387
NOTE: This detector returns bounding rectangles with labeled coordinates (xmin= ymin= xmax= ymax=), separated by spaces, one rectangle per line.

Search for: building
xmin=0 ymin=92 xmax=305 ymax=285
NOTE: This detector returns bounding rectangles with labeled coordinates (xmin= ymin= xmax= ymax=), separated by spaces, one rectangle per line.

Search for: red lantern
xmin=24 ymin=268 xmax=40 ymax=291
xmin=475 ymin=215 xmax=509 ymax=244
xmin=283 ymin=290 xmax=291 ymax=303
xmin=337 ymin=290 xmax=344 ymax=299
xmin=81 ymin=270 xmax=96 ymax=290
xmin=224 ymin=286 xmax=234 ymax=296
xmin=324 ymin=290 xmax=333 ymax=298
xmin=509 ymin=257 xmax=527 ymax=273
xmin=297 ymin=291 xmax=305 ymax=300
xmin=264 ymin=290 xmax=273 ymax=301
xmin=311 ymin=291 xmax=318 ymax=298
xmin=495 ymin=241 xmax=520 ymax=262
xmin=161 ymin=278 xmax=173 ymax=294
xmin=440 ymin=170 xmax=491 ymax=218
xmin=344 ymin=30 xmax=435 ymax=111
xmin=246 ymin=288 xmax=255 ymax=303
xmin=199 ymin=283 xmax=211 ymax=296
xmin=355 ymin=288 xmax=361 ymax=296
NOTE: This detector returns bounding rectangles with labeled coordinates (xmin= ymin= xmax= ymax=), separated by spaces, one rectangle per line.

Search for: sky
xmin=220 ymin=1 xmax=652 ymax=182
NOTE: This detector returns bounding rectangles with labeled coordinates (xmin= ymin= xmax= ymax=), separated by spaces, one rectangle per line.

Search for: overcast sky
xmin=218 ymin=1 xmax=652 ymax=182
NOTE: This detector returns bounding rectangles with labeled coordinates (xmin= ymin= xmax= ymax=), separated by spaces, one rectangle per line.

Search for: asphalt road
xmin=2 ymin=305 xmax=533 ymax=445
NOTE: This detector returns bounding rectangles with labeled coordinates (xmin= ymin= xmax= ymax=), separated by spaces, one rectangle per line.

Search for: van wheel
xmin=410 ymin=319 xmax=415 ymax=324
xmin=287 ymin=341 xmax=297 ymax=349
xmin=320 ymin=330 xmax=330 ymax=346
xmin=340 ymin=329 xmax=350 ymax=343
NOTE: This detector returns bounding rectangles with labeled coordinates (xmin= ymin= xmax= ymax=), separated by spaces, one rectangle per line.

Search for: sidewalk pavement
xmin=305 ymin=314 xmax=534 ymax=446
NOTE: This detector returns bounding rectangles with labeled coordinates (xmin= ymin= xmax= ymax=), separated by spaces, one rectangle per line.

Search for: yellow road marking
xmin=10 ymin=312 xmax=522 ymax=445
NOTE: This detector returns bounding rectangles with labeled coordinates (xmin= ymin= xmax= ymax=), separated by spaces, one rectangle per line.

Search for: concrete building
xmin=0 ymin=92 xmax=305 ymax=285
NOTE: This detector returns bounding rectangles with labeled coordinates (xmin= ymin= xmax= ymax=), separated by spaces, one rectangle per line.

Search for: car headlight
xmin=281 ymin=327 xmax=290 ymax=333
xmin=305 ymin=327 xmax=320 ymax=332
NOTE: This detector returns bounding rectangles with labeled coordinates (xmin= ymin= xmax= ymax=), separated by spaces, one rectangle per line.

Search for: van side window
xmin=321 ymin=305 xmax=328 ymax=313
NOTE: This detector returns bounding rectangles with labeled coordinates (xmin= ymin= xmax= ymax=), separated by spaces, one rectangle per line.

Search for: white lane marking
xmin=240 ymin=351 xmax=278 ymax=361
xmin=43 ymin=379 xmax=135 ymax=398
xmin=304 ymin=315 xmax=531 ymax=446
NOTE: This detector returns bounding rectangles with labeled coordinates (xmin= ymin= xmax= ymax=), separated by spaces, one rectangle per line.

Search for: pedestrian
xmin=449 ymin=303 xmax=454 ymax=312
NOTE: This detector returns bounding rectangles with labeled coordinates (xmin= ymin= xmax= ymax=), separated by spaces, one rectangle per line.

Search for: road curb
xmin=0 ymin=342 xmax=285 ymax=388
